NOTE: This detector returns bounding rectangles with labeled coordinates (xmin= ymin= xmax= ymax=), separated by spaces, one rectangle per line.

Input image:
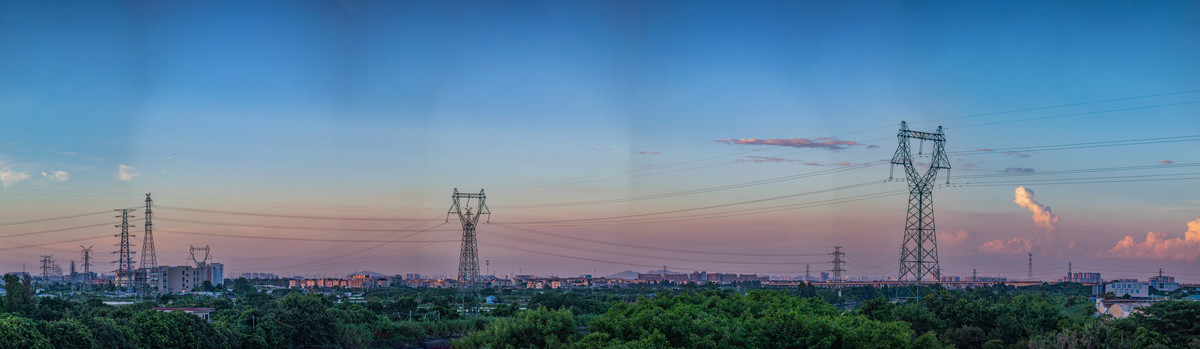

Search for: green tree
xmin=1129 ymin=300 xmax=1200 ymax=346
xmin=3 ymin=274 xmax=35 ymax=315
xmin=0 ymin=314 xmax=51 ymax=349
xmin=275 ymin=293 xmax=338 ymax=347
xmin=458 ymin=307 xmax=578 ymax=348
xmin=39 ymin=318 xmax=99 ymax=349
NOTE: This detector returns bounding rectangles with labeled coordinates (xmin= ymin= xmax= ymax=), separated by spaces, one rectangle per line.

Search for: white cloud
xmin=41 ymin=170 xmax=69 ymax=182
xmin=116 ymin=164 xmax=139 ymax=181
xmin=0 ymin=168 xmax=31 ymax=188
xmin=979 ymin=237 xmax=1033 ymax=255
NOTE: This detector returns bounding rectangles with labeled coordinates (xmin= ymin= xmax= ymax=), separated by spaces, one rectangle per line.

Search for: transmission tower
xmin=140 ymin=193 xmax=156 ymax=269
xmin=890 ymin=121 xmax=950 ymax=287
xmin=447 ymin=188 xmax=490 ymax=298
xmin=80 ymin=245 xmax=93 ymax=284
xmin=805 ymin=264 xmax=811 ymax=282
xmin=69 ymin=260 xmax=76 ymax=282
xmin=1027 ymin=253 xmax=1033 ymax=281
xmin=830 ymin=246 xmax=846 ymax=286
xmin=40 ymin=255 xmax=54 ymax=280
xmin=112 ymin=208 xmax=137 ymax=289
xmin=189 ymin=245 xmax=212 ymax=267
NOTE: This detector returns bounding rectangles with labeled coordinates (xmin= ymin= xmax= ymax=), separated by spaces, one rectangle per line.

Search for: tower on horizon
xmin=890 ymin=121 xmax=950 ymax=290
xmin=448 ymin=188 xmax=490 ymax=306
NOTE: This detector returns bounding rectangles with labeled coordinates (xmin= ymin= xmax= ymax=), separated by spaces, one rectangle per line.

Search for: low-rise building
xmin=153 ymin=307 xmax=215 ymax=321
xmin=1106 ymin=281 xmax=1150 ymax=298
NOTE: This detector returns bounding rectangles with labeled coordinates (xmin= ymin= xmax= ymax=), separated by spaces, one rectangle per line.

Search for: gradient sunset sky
xmin=1 ymin=1 xmax=1198 ymax=281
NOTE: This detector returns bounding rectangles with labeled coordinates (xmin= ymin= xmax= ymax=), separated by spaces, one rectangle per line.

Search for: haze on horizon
xmin=1 ymin=1 xmax=1199 ymax=282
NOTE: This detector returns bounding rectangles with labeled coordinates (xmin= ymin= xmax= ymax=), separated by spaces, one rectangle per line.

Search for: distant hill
xmin=608 ymin=269 xmax=682 ymax=279
xmin=607 ymin=270 xmax=640 ymax=279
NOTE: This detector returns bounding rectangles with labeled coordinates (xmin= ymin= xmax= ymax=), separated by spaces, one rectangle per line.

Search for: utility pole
xmin=112 ymin=209 xmax=136 ymax=290
xmin=447 ymin=188 xmax=490 ymax=310
xmin=890 ymin=121 xmax=949 ymax=294
xmin=140 ymin=193 xmax=157 ymax=293
xmin=830 ymin=246 xmax=846 ymax=286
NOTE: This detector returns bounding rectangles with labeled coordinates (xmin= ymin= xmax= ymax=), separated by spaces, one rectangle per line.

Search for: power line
xmin=497 ymin=161 xmax=883 ymax=209
xmin=501 ymin=181 xmax=884 ymax=225
xmin=158 ymin=229 xmax=458 ymax=243
xmin=0 ymin=223 xmax=111 ymax=239
xmin=494 ymin=224 xmax=829 ymax=257
xmin=154 ymin=217 xmax=443 ymax=232
xmin=485 ymin=230 xmax=827 ymax=265
xmin=0 ymin=211 xmax=111 ymax=227
xmin=156 ymin=206 xmax=439 ymax=221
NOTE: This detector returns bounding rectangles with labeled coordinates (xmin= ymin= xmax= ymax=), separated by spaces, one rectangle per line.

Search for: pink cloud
xmin=837 ymin=161 xmax=852 ymax=166
xmin=1002 ymin=167 xmax=1035 ymax=173
xmin=1160 ymin=160 xmax=1175 ymax=164
xmin=1103 ymin=218 xmax=1200 ymax=261
xmin=941 ymin=230 xmax=971 ymax=245
xmin=735 ymin=156 xmax=800 ymax=163
xmin=635 ymin=151 xmax=660 ymax=155
xmin=980 ymin=237 xmax=1032 ymax=255
xmin=714 ymin=137 xmax=861 ymax=151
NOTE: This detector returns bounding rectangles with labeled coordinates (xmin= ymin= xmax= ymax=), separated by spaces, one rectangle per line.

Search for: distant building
xmin=240 ymin=272 xmax=279 ymax=279
xmin=150 ymin=263 xmax=223 ymax=294
xmin=1060 ymin=272 xmax=1102 ymax=283
xmin=1095 ymin=299 xmax=1152 ymax=319
xmin=1106 ymin=281 xmax=1149 ymax=298
xmin=1148 ymin=275 xmax=1179 ymax=292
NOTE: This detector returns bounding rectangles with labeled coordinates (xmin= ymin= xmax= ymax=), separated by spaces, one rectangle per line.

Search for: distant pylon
xmin=80 ymin=245 xmax=93 ymax=284
xmin=447 ymin=188 xmax=490 ymax=293
xmin=140 ymin=194 xmax=156 ymax=269
xmin=112 ymin=209 xmax=136 ymax=289
xmin=805 ymin=264 xmax=811 ymax=282
xmin=1027 ymin=253 xmax=1033 ymax=280
xmin=40 ymin=255 xmax=54 ymax=280
xmin=189 ymin=245 xmax=211 ymax=267
xmin=830 ymin=246 xmax=846 ymax=286
xmin=890 ymin=121 xmax=949 ymax=287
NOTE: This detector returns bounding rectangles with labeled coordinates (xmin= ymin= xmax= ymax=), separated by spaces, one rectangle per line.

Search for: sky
xmin=1 ymin=1 xmax=1199 ymax=282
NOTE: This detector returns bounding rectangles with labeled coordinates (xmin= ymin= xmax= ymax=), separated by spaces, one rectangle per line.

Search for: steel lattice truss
xmin=890 ymin=121 xmax=950 ymax=286
xmin=448 ymin=188 xmax=490 ymax=293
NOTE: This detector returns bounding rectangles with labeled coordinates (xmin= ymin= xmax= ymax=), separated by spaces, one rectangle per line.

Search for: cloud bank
xmin=1103 ymin=218 xmax=1200 ymax=261
xmin=980 ymin=237 xmax=1032 ymax=255
xmin=41 ymin=170 xmax=69 ymax=182
xmin=715 ymin=137 xmax=862 ymax=151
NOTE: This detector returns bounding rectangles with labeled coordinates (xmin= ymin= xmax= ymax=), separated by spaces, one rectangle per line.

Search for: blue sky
xmin=1 ymin=1 xmax=1199 ymax=281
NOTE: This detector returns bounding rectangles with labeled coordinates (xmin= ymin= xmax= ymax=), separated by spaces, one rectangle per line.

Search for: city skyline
xmin=2 ymin=1 xmax=1200 ymax=282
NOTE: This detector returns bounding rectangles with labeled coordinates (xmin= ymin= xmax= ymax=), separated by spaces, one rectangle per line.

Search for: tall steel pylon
xmin=189 ymin=245 xmax=212 ymax=267
xmin=40 ymin=255 xmax=54 ymax=280
xmin=112 ymin=208 xmax=136 ymax=290
xmin=80 ymin=245 xmax=93 ymax=287
xmin=890 ymin=121 xmax=950 ymax=288
xmin=447 ymin=188 xmax=490 ymax=295
xmin=140 ymin=194 xmax=156 ymax=269
xmin=830 ymin=247 xmax=846 ymax=287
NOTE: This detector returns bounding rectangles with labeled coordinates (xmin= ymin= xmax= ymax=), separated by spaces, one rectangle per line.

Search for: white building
xmin=150 ymin=263 xmax=224 ymax=294
xmin=1105 ymin=281 xmax=1149 ymax=298
xmin=1148 ymin=275 xmax=1179 ymax=292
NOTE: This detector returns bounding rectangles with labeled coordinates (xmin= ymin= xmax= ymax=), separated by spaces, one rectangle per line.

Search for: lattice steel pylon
xmin=447 ymin=188 xmax=490 ymax=298
xmin=890 ymin=121 xmax=950 ymax=288
xmin=140 ymin=194 xmax=156 ymax=269
xmin=830 ymin=246 xmax=846 ymax=287
xmin=112 ymin=208 xmax=137 ymax=290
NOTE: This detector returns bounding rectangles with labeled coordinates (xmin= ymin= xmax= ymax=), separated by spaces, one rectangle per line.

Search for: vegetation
xmin=1 ymin=276 xmax=1198 ymax=348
